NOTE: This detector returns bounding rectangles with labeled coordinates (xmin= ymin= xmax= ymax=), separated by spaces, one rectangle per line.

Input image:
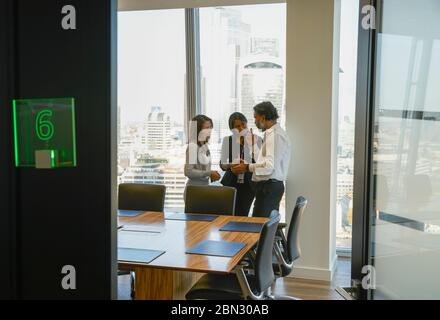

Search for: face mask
xmin=232 ymin=128 xmax=249 ymax=136
xmin=238 ymin=128 xmax=249 ymax=137
xmin=255 ymin=120 xmax=265 ymax=131
xmin=198 ymin=128 xmax=212 ymax=143
xmin=231 ymin=128 xmax=240 ymax=136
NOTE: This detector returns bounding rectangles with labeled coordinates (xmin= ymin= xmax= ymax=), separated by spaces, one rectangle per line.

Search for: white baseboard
xmin=287 ymin=256 xmax=338 ymax=282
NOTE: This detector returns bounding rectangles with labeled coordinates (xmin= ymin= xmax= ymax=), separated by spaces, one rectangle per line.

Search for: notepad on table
xmin=118 ymin=248 xmax=165 ymax=264
xmin=165 ymin=213 xmax=218 ymax=222
xmin=219 ymin=221 xmax=264 ymax=233
xmin=186 ymin=240 xmax=245 ymax=257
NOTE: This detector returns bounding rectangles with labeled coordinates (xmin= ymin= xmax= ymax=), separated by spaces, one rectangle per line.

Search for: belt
xmin=256 ymin=179 xmax=282 ymax=184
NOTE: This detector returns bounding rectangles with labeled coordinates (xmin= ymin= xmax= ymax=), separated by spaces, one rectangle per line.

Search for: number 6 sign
xmin=35 ymin=109 xmax=55 ymax=141
xmin=12 ymin=97 xmax=77 ymax=168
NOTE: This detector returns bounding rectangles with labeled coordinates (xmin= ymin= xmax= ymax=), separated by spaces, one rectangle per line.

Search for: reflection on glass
xmin=370 ymin=0 xmax=440 ymax=299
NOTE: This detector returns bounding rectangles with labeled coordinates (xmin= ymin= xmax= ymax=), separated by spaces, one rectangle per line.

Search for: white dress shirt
xmin=248 ymin=123 xmax=291 ymax=182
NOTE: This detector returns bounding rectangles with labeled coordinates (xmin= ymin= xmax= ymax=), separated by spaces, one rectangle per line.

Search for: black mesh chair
xmin=184 ymin=185 xmax=236 ymax=215
xmin=118 ymin=183 xmax=166 ymax=212
xmin=185 ymin=211 xmax=280 ymax=300
xmin=273 ymin=196 xmax=308 ymax=278
xmin=118 ymin=183 xmax=166 ymax=299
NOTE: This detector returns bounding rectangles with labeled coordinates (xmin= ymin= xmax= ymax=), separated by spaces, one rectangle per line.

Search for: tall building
xmin=336 ymin=194 xmax=353 ymax=247
xmin=142 ymin=106 xmax=172 ymax=150
xmin=119 ymin=156 xmax=187 ymax=210
xmin=239 ymin=55 xmax=285 ymax=131
xmin=337 ymin=173 xmax=354 ymax=202
xmin=201 ymin=7 xmax=251 ymax=142
xmin=250 ymin=37 xmax=279 ymax=57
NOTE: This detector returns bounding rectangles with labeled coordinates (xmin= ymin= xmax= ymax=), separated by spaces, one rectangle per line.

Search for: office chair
xmin=272 ymin=197 xmax=308 ymax=295
xmin=185 ymin=211 xmax=280 ymax=300
xmin=118 ymin=183 xmax=166 ymax=212
xmin=118 ymin=183 xmax=166 ymax=299
xmin=184 ymin=185 xmax=236 ymax=215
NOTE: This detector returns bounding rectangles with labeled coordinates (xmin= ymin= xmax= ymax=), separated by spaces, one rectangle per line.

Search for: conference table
xmin=118 ymin=211 xmax=268 ymax=300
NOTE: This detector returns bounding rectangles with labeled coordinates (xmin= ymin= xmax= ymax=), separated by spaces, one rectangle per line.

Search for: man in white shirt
xmin=232 ymin=101 xmax=291 ymax=217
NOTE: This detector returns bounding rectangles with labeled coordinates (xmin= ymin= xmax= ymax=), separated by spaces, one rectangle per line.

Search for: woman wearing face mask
xmin=185 ymin=114 xmax=221 ymax=186
xmin=220 ymin=112 xmax=262 ymax=216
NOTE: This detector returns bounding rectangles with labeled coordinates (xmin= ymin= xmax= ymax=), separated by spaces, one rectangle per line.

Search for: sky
xmin=118 ymin=4 xmax=286 ymax=124
xmin=118 ymin=9 xmax=186 ymax=124
xmin=118 ymin=2 xmax=360 ymax=124
xmin=338 ymin=0 xmax=360 ymax=121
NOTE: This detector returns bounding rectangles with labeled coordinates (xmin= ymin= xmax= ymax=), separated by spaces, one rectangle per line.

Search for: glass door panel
xmin=370 ymin=0 xmax=440 ymax=299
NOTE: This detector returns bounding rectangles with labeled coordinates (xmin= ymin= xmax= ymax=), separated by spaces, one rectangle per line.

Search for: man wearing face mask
xmin=220 ymin=112 xmax=262 ymax=216
xmin=232 ymin=101 xmax=291 ymax=218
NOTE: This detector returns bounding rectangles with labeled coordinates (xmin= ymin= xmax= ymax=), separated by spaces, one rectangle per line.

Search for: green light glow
xmin=70 ymin=98 xmax=77 ymax=167
xmin=50 ymin=150 xmax=55 ymax=168
xmin=12 ymin=97 xmax=77 ymax=168
xmin=12 ymin=100 xmax=20 ymax=166
xmin=35 ymin=109 xmax=55 ymax=141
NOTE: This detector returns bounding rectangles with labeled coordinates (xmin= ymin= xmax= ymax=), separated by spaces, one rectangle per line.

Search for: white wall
xmin=285 ymin=0 xmax=340 ymax=281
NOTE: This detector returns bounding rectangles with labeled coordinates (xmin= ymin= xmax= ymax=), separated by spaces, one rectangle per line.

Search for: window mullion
xmin=185 ymin=7 xmax=201 ymax=122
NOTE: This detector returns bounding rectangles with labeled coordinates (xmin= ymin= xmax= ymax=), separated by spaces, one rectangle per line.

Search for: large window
xmin=118 ymin=10 xmax=187 ymax=211
xmin=118 ymin=4 xmax=287 ymax=214
xmin=335 ymin=0 xmax=359 ymax=251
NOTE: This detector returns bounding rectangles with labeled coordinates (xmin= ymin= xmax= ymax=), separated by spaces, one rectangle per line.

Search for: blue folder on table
xmin=219 ymin=221 xmax=264 ymax=233
xmin=165 ymin=213 xmax=218 ymax=222
xmin=186 ymin=240 xmax=245 ymax=257
xmin=118 ymin=248 xmax=165 ymax=264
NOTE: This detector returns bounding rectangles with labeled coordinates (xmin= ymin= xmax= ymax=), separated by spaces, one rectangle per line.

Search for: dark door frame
xmin=1 ymin=0 xmax=118 ymax=299
xmin=351 ymin=0 xmax=380 ymax=300
xmin=0 ymin=0 xmax=18 ymax=300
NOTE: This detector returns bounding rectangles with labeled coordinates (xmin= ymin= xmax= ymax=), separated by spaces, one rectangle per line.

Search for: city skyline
xmin=117 ymin=4 xmax=289 ymax=214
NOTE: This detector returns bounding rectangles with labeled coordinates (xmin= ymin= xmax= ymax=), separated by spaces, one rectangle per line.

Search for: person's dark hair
xmin=189 ymin=114 xmax=213 ymax=144
xmin=228 ymin=112 xmax=248 ymax=130
xmin=253 ymin=101 xmax=279 ymax=121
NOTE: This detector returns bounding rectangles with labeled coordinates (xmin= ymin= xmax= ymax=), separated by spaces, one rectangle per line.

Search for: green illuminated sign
xmin=13 ymin=97 xmax=77 ymax=168
xmin=35 ymin=109 xmax=55 ymax=141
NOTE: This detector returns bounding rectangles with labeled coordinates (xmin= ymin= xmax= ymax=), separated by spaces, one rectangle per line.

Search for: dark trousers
xmin=222 ymin=171 xmax=256 ymax=216
xmin=252 ymin=180 xmax=285 ymax=218
xmin=234 ymin=179 xmax=256 ymax=216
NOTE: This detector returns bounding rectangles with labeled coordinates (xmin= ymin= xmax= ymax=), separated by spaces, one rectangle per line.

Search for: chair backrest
xmin=286 ymin=196 xmax=308 ymax=262
xmin=118 ymin=183 xmax=166 ymax=212
xmin=184 ymin=185 xmax=236 ymax=215
xmin=254 ymin=210 xmax=280 ymax=293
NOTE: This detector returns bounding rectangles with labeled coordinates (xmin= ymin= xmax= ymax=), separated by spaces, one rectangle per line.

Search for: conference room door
xmin=366 ymin=0 xmax=440 ymax=299
xmin=0 ymin=0 xmax=118 ymax=299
